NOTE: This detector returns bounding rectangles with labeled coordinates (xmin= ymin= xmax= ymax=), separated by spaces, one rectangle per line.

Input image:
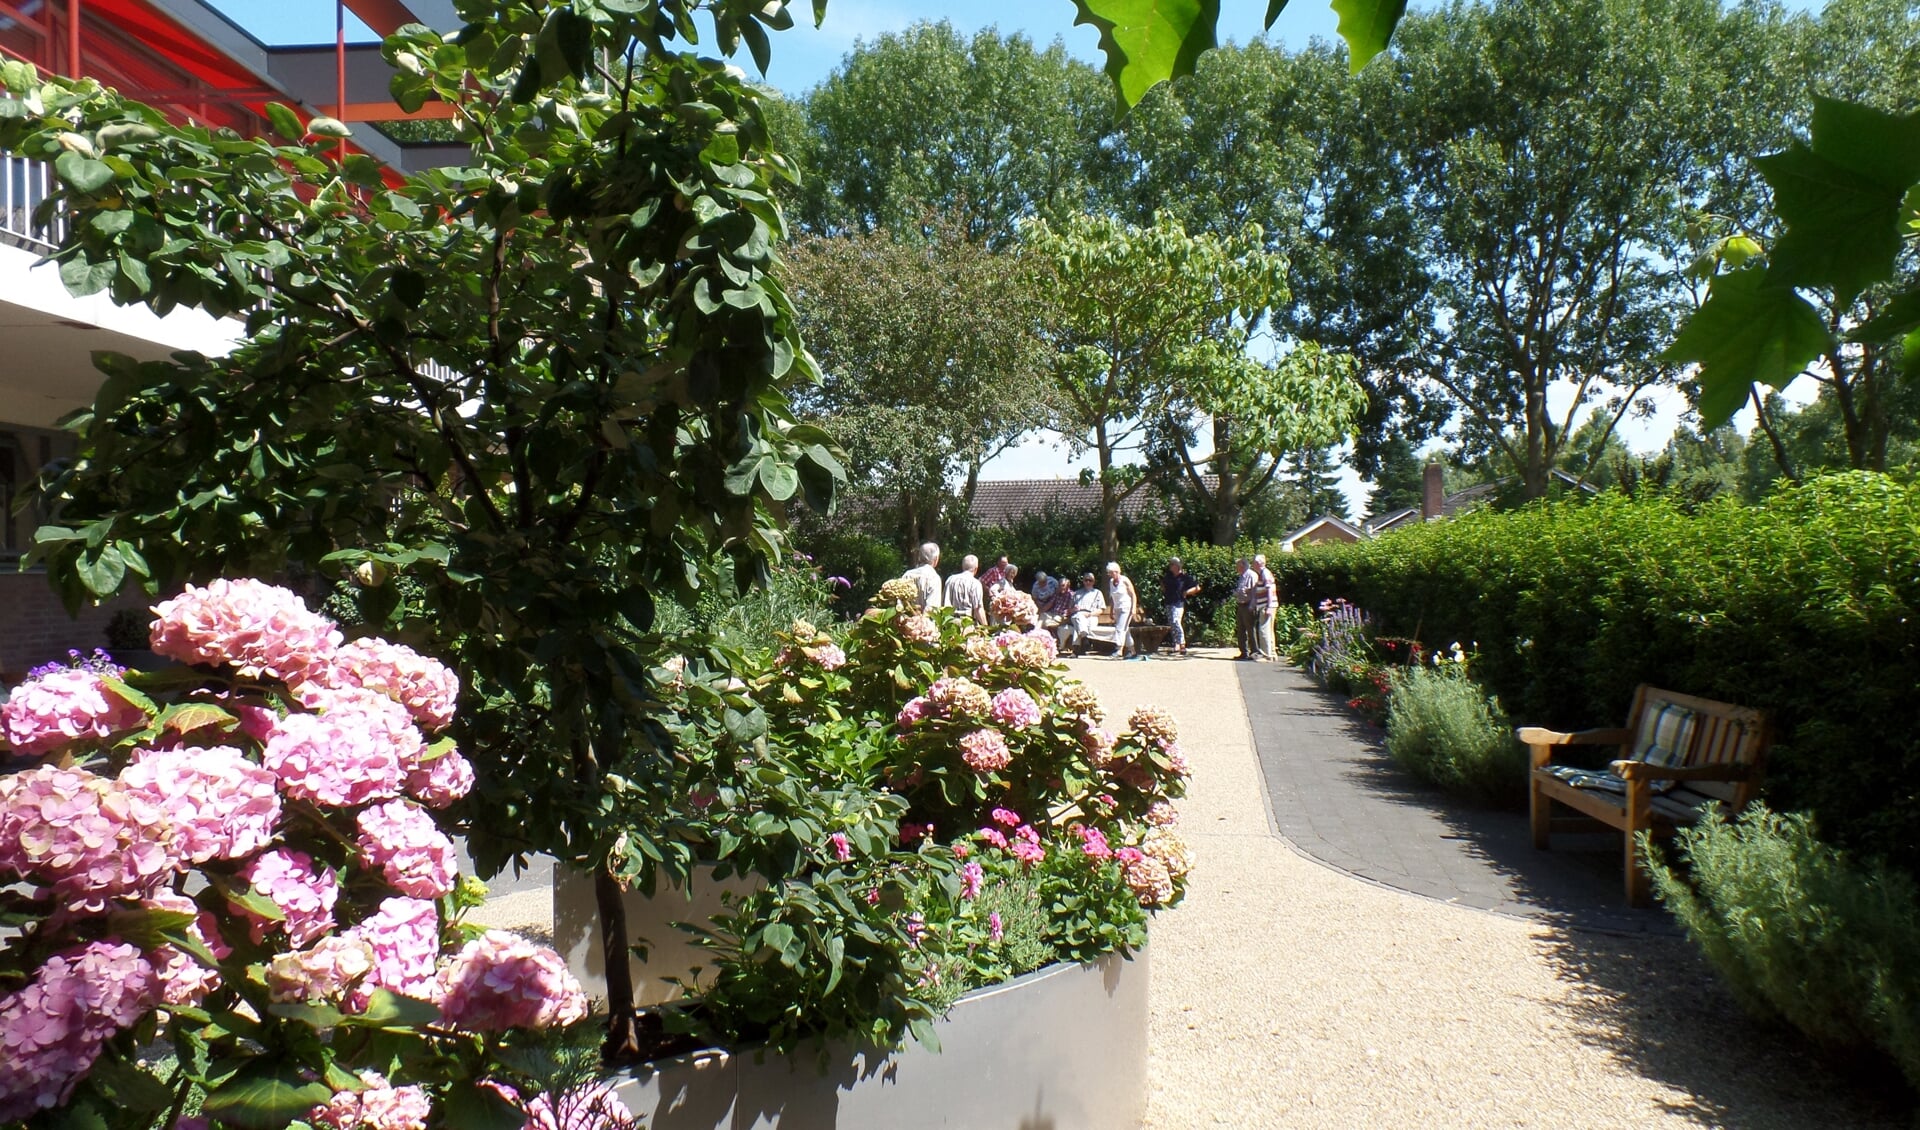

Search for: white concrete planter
xmin=616 ymin=948 xmax=1149 ymax=1130
xmin=551 ymin=867 xmax=1150 ymax=1129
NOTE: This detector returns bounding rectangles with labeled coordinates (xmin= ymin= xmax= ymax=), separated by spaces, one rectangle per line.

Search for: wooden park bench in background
xmin=1521 ymin=686 xmax=1770 ymax=906
xmin=1078 ymin=609 xmax=1171 ymax=656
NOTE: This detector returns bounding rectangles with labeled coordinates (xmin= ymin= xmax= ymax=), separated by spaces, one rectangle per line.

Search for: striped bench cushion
xmin=1538 ymin=765 xmax=1717 ymax=821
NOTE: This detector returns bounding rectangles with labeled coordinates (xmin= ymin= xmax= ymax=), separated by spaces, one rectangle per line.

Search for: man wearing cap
xmin=1107 ymin=561 xmax=1141 ymax=660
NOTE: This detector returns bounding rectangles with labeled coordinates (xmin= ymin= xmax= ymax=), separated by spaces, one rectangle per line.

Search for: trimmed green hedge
xmin=1272 ymin=472 xmax=1920 ymax=876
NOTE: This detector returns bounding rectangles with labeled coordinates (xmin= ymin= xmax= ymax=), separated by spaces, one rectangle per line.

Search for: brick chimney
xmin=1422 ymin=462 xmax=1444 ymax=521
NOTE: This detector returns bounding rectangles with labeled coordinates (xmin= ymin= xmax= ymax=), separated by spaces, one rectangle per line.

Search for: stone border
xmin=612 ymin=948 xmax=1149 ymax=1130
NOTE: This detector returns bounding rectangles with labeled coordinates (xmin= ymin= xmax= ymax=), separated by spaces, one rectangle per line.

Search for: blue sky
xmin=207 ymin=1 xmax=1344 ymax=93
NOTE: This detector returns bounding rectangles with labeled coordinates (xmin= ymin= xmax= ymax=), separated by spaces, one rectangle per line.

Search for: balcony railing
xmin=1 ymin=151 xmax=64 ymax=253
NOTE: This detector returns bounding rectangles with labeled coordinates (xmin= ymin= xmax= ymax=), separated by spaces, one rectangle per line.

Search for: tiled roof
xmin=968 ymin=477 xmax=1215 ymax=528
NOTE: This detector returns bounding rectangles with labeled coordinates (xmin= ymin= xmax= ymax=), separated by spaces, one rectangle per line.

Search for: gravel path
xmin=1067 ymin=649 xmax=1902 ymax=1130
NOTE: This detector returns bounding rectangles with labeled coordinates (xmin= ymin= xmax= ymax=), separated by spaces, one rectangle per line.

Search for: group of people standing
xmin=897 ymin=543 xmax=1216 ymax=660
xmin=1233 ymin=553 xmax=1280 ymax=661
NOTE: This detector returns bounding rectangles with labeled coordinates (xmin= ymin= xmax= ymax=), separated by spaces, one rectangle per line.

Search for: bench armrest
xmin=1516 ymin=727 xmax=1630 ymax=747
xmin=1610 ymin=760 xmax=1756 ymax=783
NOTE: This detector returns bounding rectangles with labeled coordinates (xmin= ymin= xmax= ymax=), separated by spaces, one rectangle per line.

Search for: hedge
xmin=1271 ymin=471 xmax=1920 ymax=878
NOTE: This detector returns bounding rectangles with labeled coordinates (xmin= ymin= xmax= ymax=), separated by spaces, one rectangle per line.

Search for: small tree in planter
xmin=0 ymin=0 xmax=838 ymax=1057
xmin=0 ymin=579 xmax=623 ymax=1128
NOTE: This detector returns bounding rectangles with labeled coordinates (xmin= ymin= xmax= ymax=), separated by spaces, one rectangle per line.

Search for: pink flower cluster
xmin=264 ymin=691 xmax=424 ymax=807
xmin=989 ymin=588 xmax=1040 ymax=629
xmin=238 ymin=848 xmax=340 ymax=947
xmin=1 ymin=667 xmax=148 ymax=755
xmin=0 ymin=941 xmax=157 ymax=1121
xmin=405 ymin=744 xmax=476 ymax=810
xmin=1073 ymin=824 xmax=1113 ymax=860
xmin=268 ymin=936 xmax=376 ymax=1003
xmin=991 ymin=629 xmax=1057 ymax=669
xmin=488 ymin=1080 xmax=637 ymax=1130
xmin=438 ymin=932 xmax=589 ymax=1031
xmin=1058 ymin=681 xmax=1103 ymax=721
xmin=1127 ymin=705 xmax=1180 ymax=751
xmin=1080 ymin=726 xmax=1119 ymax=766
xmin=928 ymin=677 xmax=991 ymax=718
xmin=345 ymin=897 xmax=442 ymax=1009
xmin=150 ymin=578 xmax=342 ymax=682
xmin=310 ymin=1072 xmax=432 ymax=1130
xmin=957 ymin=728 xmax=1011 ymax=772
xmin=960 ymin=860 xmax=985 ymax=899
xmin=989 ymin=688 xmax=1041 ymax=729
xmin=829 ymin=831 xmax=852 ymax=861
xmin=120 ymin=745 xmax=280 ymax=864
xmin=299 ymin=638 xmax=461 ymax=732
xmin=1115 ymin=847 xmax=1175 ymax=906
xmin=356 ymin=800 xmax=458 ymax=898
xmin=900 ymin=614 xmax=940 ymax=644
xmin=144 ymin=891 xmax=230 ymax=1006
xmin=0 ymin=764 xmax=176 ymax=904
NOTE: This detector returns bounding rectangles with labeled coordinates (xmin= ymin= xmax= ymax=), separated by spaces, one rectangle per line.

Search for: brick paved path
xmin=1237 ymin=660 xmax=1674 ymax=935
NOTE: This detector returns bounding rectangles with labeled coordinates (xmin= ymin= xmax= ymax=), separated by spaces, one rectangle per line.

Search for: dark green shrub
xmin=1384 ymin=666 xmax=1526 ymax=804
xmin=1648 ymin=806 xmax=1920 ymax=1089
xmin=1272 ymin=471 xmax=1920 ymax=877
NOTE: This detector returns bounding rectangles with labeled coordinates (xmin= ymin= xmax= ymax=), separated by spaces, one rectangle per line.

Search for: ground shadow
xmin=1237 ymin=660 xmax=1912 ymax=1127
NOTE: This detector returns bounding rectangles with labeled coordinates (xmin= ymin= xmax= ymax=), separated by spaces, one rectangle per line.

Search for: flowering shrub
xmin=647 ymin=600 xmax=1192 ymax=1053
xmin=0 ymin=580 xmax=625 ymax=1129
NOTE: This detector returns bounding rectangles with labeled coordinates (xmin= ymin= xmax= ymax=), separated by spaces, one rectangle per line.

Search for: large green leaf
xmin=1331 ymin=0 xmax=1408 ymax=73
xmin=1757 ymin=99 xmax=1920 ymax=306
xmin=1071 ymin=0 xmax=1221 ymax=109
xmin=200 ymin=1062 xmax=334 ymax=1129
xmin=1663 ymin=265 xmax=1832 ymax=429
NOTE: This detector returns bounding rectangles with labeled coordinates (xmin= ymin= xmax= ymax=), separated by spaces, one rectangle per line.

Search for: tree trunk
xmin=1523 ymin=371 xmax=1550 ymax=499
xmin=1097 ymin=419 xmax=1119 ymax=563
xmin=1210 ymin=416 xmax=1238 ymax=546
xmin=596 ymin=861 xmax=642 ymax=1063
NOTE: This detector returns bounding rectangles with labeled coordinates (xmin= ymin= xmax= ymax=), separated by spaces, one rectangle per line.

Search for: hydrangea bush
xmin=0 ymin=580 xmax=624 ymax=1130
xmin=646 ymin=582 xmax=1191 ymax=1053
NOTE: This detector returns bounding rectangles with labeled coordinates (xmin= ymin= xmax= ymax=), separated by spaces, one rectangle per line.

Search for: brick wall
xmin=0 ymin=572 xmax=151 ymax=680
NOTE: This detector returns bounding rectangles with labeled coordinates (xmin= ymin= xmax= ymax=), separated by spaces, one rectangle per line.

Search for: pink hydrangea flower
xmin=0 ymin=764 xmax=177 ymax=903
xmin=829 ymin=832 xmax=852 ymax=862
xmin=0 ymin=941 xmax=157 ymax=1121
xmin=1119 ymin=850 xmax=1175 ymax=906
xmin=1146 ymin=801 xmax=1179 ymax=827
xmin=437 ymin=932 xmax=588 ymax=1031
xmin=927 ymin=677 xmax=990 ymax=718
xmin=344 ymin=897 xmax=442 ymax=1010
xmin=989 ymin=688 xmax=1041 ymax=729
xmin=309 ymin=1072 xmax=432 ymax=1130
xmin=263 ymin=692 xmax=420 ymax=807
xmin=1081 ymin=727 xmax=1119 ymax=766
xmin=960 ymin=860 xmax=985 ymax=899
xmin=1 ymin=667 xmax=149 ymax=755
xmin=356 ymin=800 xmax=457 ymax=899
xmin=238 ymin=849 xmax=339 ymax=947
xmin=989 ymin=589 xmax=1040 ymax=628
xmin=801 ymin=642 xmax=847 ymax=671
xmin=957 ymin=729 xmax=1011 ymax=772
xmin=1127 ymin=705 xmax=1180 ymax=751
xmin=143 ymin=891 xmax=230 ymax=1007
xmin=268 ymin=936 xmax=376 ymax=1004
xmin=149 ymin=579 xmax=341 ymax=683
xmin=119 ymin=745 xmax=280 ymax=864
xmin=296 ymin=638 xmax=460 ymax=733
xmin=484 ymin=1081 xmax=636 ymax=1130
xmin=900 ymin=614 xmax=940 ymax=644
xmin=1074 ymin=824 xmax=1113 ymax=860
xmin=895 ymin=697 xmax=931 ymax=729
xmin=404 ymin=746 xmax=475 ymax=809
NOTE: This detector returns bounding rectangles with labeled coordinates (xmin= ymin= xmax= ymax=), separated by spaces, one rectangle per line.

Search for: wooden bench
xmin=1521 ymin=686 xmax=1770 ymax=906
xmin=1075 ymin=611 xmax=1170 ymax=656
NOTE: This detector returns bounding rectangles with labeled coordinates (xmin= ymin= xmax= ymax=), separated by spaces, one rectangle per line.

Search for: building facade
xmin=0 ymin=0 xmax=459 ymax=676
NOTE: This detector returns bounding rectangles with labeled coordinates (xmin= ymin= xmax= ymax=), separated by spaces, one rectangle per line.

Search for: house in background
xmin=1277 ymin=514 xmax=1369 ymax=552
xmin=967 ymin=476 xmax=1213 ymax=531
xmin=1284 ymin=462 xmax=1602 ymax=554
xmin=1 ymin=0 xmax=461 ymax=678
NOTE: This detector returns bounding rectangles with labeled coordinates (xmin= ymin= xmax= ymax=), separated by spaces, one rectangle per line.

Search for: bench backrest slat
xmin=1626 ymin=685 xmax=1770 ymax=806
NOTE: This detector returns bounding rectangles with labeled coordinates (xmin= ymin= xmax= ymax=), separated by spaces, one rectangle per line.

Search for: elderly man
xmin=1059 ymin=572 xmax=1106 ymax=654
xmin=1161 ymin=557 xmax=1200 ymax=656
xmin=1250 ymin=552 xmax=1279 ymax=661
xmin=902 ymin=542 xmax=944 ymax=613
xmin=1232 ymin=557 xmax=1256 ymax=660
xmin=944 ymin=554 xmax=987 ymax=626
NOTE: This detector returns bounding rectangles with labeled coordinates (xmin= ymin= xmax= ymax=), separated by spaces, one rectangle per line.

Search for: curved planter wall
xmin=618 ymin=948 xmax=1149 ymax=1130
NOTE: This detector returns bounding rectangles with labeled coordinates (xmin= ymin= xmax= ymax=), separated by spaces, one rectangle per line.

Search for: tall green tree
xmin=782 ymin=223 xmax=1055 ymax=545
xmin=1025 ymin=213 xmax=1290 ymax=560
xmin=1370 ymin=0 xmax=1793 ymax=499
xmin=793 ymin=22 xmax=1110 ymax=244
xmin=1 ymin=0 xmax=837 ymax=1054
xmin=1365 ymin=434 xmax=1425 ymax=517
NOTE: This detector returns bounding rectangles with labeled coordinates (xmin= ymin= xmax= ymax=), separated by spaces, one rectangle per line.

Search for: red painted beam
xmin=341 ymin=0 xmax=424 ymax=38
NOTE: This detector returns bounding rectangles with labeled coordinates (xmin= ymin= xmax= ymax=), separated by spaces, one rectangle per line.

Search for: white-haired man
xmin=944 ymin=553 xmax=987 ymax=625
xmin=903 ymin=542 xmax=944 ymax=613
xmin=1251 ymin=552 xmax=1278 ymax=661
xmin=1107 ymin=560 xmax=1141 ymax=660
